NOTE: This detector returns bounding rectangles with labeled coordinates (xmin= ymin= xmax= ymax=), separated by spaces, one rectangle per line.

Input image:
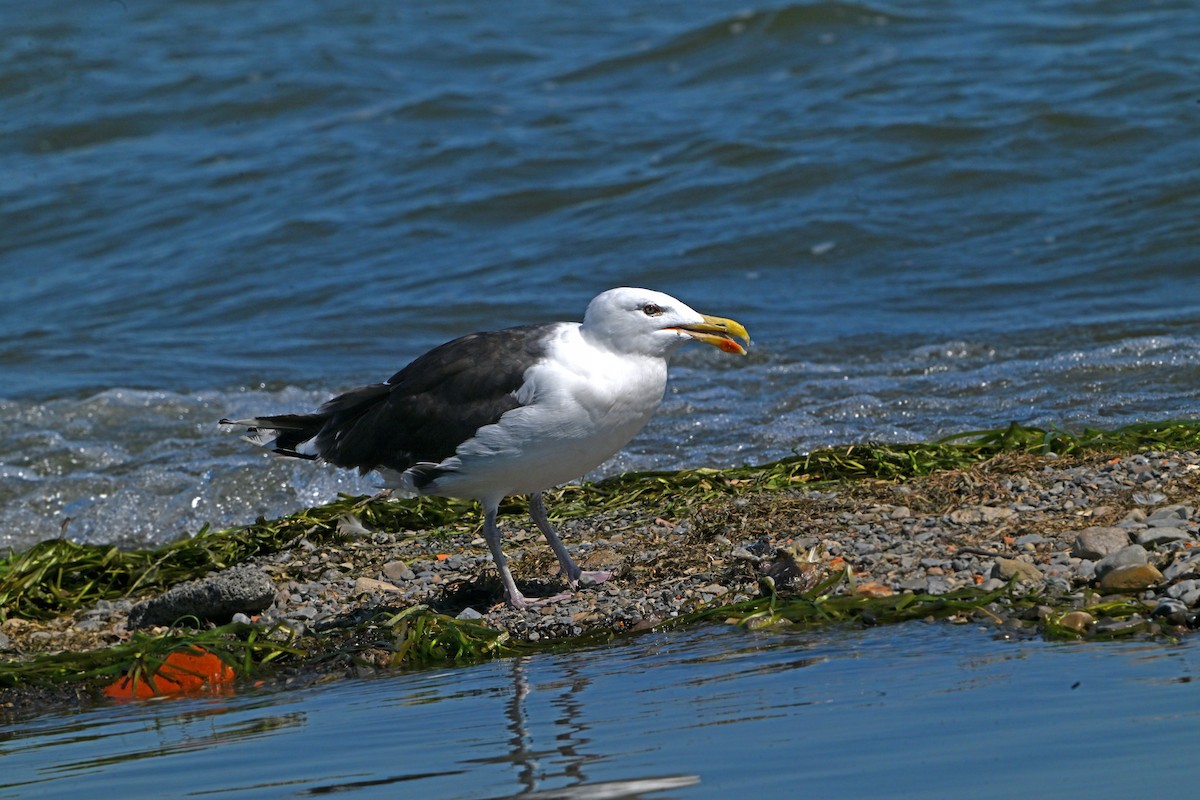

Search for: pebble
xmin=1071 ymin=527 xmax=1130 ymax=560
xmin=1058 ymin=611 xmax=1095 ymax=633
xmin=1094 ymin=545 xmax=1149 ymax=579
xmin=1167 ymin=579 xmax=1200 ymax=607
xmin=353 ymin=577 xmax=403 ymax=595
xmin=1152 ymin=597 xmax=1189 ymax=623
xmin=1093 ymin=616 xmax=1147 ymax=636
xmin=1134 ymin=527 xmax=1192 ymax=547
xmin=1149 ymin=504 xmax=1193 ymax=522
xmin=991 ymin=558 xmax=1043 ymax=584
xmin=382 ymin=560 xmax=416 ymax=582
xmin=1098 ymin=564 xmax=1163 ymax=592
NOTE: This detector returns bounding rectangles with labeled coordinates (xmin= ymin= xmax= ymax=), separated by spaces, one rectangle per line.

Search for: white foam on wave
xmin=0 ymin=386 xmax=374 ymax=553
xmin=3 ymin=327 xmax=1198 ymax=555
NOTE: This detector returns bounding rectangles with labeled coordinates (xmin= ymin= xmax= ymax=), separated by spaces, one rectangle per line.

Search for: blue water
xmin=2 ymin=0 xmax=1199 ymax=790
xmin=4 ymin=623 xmax=1200 ymax=799
xmin=3 ymin=0 xmax=1199 ymax=552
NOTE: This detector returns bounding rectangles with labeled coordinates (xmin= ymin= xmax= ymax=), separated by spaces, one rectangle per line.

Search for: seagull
xmin=221 ymin=287 xmax=750 ymax=609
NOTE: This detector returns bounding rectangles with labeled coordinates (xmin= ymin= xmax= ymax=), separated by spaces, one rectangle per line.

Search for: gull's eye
xmin=641 ymin=303 xmax=664 ymax=316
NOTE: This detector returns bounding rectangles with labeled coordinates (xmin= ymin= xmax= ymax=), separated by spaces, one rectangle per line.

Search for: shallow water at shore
xmin=4 ymin=623 xmax=1200 ymax=799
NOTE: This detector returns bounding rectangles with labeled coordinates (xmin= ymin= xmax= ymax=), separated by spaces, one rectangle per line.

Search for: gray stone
xmin=1075 ymin=559 xmax=1097 ymax=581
xmin=1167 ymin=579 xmax=1200 ymax=607
xmin=1148 ymin=504 xmax=1193 ymax=522
xmin=1093 ymin=616 xmax=1147 ymax=636
xmin=1043 ymin=576 xmax=1072 ymax=595
xmin=456 ymin=607 xmax=484 ymax=621
xmin=1134 ymin=527 xmax=1193 ymax=547
xmin=1094 ymin=545 xmax=1148 ymax=578
xmin=382 ymin=560 xmax=416 ymax=582
xmin=1153 ymin=597 xmax=1188 ymax=619
xmin=74 ymin=618 xmax=109 ymax=632
xmin=1071 ymin=527 xmax=1130 ymax=560
xmin=1164 ymin=556 xmax=1200 ymax=582
xmin=731 ymin=547 xmax=762 ymax=563
xmin=992 ymin=558 xmax=1043 ymax=584
xmin=128 ymin=565 xmax=276 ymax=629
xmin=289 ymin=605 xmax=318 ymax=620
xmin=354 ymin=576 xmax=402 ymax=595
xmin=925 ymin=575 xmax=954 ymax=595
xmin=947 ymin=506 xmax=1016 ymax=524
xmin=578 ymin=572 xmax=608 ymax=588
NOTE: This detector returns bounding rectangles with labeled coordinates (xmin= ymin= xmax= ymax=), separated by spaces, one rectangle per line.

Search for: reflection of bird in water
xmin=491 ymin=655 xmax=700 ymax=799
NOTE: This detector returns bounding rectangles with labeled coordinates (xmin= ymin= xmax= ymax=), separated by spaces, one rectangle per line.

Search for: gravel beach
xmin=5 ymin=448 xmax=1200 ymax=671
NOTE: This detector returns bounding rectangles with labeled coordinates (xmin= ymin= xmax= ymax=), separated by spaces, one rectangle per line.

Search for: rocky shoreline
xmin=4 ymin=447 xmax=1200 ymax=710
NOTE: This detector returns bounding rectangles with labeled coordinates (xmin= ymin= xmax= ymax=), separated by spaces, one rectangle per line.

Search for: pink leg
xmin=528 ymin=492 xmax=613 ymax=588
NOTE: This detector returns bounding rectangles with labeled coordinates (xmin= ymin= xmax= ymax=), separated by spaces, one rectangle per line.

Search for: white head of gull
xmin=222 ymin=287 xmax=750 ymax=609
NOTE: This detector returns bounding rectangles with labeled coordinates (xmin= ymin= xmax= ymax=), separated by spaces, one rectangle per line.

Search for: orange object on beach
xmin=853 ymin=581 xmax=894 ymax=599
xmin=103 ymin=647 xmax=235 ymax=700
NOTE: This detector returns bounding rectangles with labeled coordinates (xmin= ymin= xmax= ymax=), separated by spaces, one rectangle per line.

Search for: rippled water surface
xmin=4 ymin=623 xmax=1200 ymax=799
xmin=3 ymin=0 xmax=1198 ymax=552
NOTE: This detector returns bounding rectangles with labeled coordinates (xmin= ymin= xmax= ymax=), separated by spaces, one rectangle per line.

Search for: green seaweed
xmin=3 ymin=420 xmax=1199 ymax=623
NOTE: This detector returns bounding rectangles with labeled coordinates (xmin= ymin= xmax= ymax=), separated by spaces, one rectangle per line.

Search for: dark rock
xmin=1071 ymin=527 xmax=1130 ymax=560
xmin=128 ymin=565 xmax=276 ymax=629
xmin=1152 ymin=598 xmax=1189 ymax=625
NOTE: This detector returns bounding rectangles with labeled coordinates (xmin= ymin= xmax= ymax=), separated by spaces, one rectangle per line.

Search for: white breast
xmin=421 ymin=325 xmax=669 ymax=504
